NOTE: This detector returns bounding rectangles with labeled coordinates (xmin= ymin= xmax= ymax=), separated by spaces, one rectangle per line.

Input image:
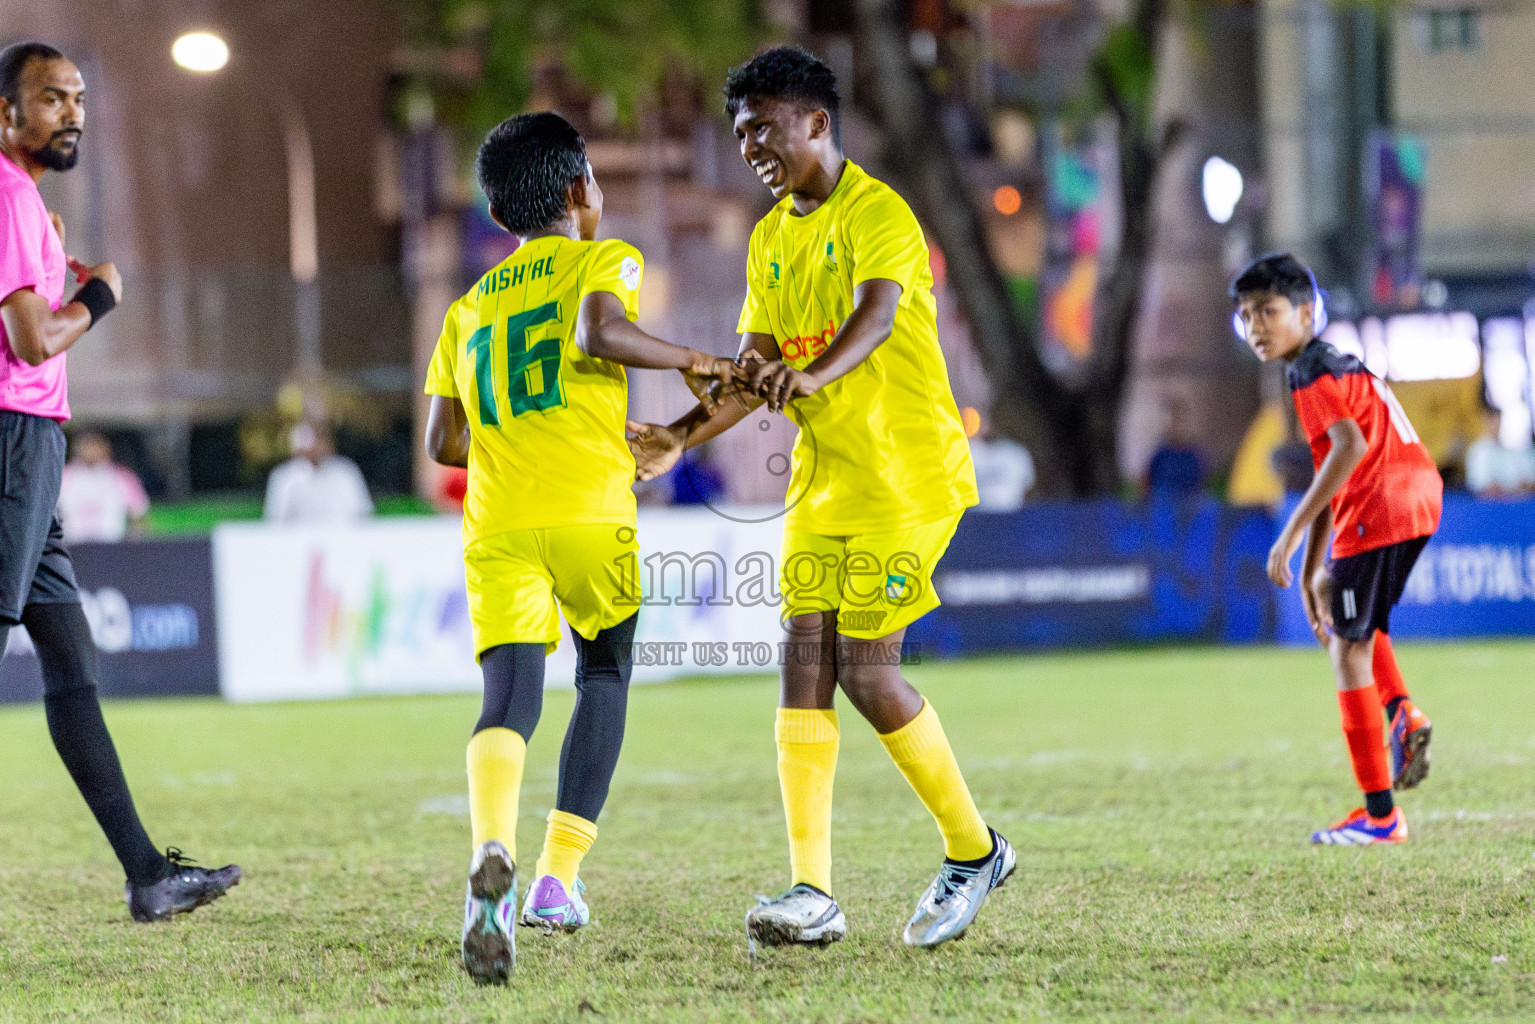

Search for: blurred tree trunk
xmin=851 ymin=0 xmax=1179 ymax=496
xmin=1081 ymin=0 xmax=1179 ymax=495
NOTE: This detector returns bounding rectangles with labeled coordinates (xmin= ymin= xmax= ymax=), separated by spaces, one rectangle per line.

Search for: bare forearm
xmin=1 ymin=302 xmax=92 ymax=366
xmin=1286 ymin=449 xmax=1358 ymax=543
xmin=669 ymin=391 xmax=762 ymax=449
xmin=667 ymin=329 xmax=775 ymax=446
xmin=584 ymin=317 xmax=710 ymax=371
xmin=803 ymin=303 xmax=891 ymax=389
xmin=1301 ymin=505 xmax=1331 ymax=579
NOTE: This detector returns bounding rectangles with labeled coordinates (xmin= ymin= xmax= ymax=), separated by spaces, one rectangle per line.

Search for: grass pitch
xmin=2 ymin=642 xmax=1534 ymax=1022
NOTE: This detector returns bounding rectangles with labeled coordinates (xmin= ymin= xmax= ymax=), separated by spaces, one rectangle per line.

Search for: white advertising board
xmin=213 ymin=519 xmax=481 ymax=702
xmin=212 ymin=508 xmax=790 ymax=702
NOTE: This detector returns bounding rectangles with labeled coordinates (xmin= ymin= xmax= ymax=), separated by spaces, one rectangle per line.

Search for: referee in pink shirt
xmin=0 ymin=42 xmax=240 ymax=921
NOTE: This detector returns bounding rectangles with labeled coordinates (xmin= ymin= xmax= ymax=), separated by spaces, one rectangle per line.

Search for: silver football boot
xmin=902 ymin=829 xmax=1015 ymax=948
xmin=746 ymin=883 xmax=848 ymax=947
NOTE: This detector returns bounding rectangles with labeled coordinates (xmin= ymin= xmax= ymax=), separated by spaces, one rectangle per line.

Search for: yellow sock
xmin=878 ymin=700 xmax=992 ymax=861
xmin=776 ymin=707 xmax=839 ymax=894
xmin=467 ymin=727 xmax=527 ymax=862
xmin=535 ymin=810 xmax=597 ymax=888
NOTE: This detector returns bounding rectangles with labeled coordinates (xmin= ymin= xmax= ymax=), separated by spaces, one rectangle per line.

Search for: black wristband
xmin=73 ymin=277 xmax=116 ymax=326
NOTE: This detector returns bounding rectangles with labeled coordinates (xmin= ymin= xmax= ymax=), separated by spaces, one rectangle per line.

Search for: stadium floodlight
xmin=172 ymin=32 xmax=230 ymax=73
xmin=1202 ymin=156 xmax=1243 ymax=224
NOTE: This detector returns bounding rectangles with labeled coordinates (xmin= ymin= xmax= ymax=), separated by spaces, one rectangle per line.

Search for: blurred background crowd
xmin=9 ymin=0 xmax=1535 ymax=536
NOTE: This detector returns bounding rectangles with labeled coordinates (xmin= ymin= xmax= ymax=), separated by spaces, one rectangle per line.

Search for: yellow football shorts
xmin=463 ymin=523 xmax=640 ymax=658
xmin=779 ymin=513 xmax=962 ymax=639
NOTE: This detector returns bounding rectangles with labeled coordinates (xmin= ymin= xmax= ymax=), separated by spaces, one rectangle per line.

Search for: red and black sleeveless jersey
xmin=1287 ymin=339 xmax=1442 ymax=558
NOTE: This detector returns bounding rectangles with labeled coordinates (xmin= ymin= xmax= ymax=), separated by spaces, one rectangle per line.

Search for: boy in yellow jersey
xmin=424 ymin=112 xmax=741 ymax=985
xmin=629 ymin=48 xmax=1013 ymax=949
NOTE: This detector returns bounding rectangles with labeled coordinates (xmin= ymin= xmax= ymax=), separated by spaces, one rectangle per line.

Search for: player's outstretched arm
xmin=0 ymin=258 xmax=121 ymax=366
xmin=627 ymin=333 xmax=774 ymax=482
xmin=425 ymin=394 xmax=471 ymax=468
xmin=749 ymin=278 xmax=903 ymax=413
xmin=1266 ymin=417 xmax=1366 ymax=587
xmin=578 ymin=290 xmax=742 ymax=388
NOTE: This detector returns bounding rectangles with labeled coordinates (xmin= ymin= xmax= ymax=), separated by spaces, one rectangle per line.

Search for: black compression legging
xmin=3 ymin=604 xmax=168 ymax=884
xmin=474 ymin=613 xmax=637 ymax=823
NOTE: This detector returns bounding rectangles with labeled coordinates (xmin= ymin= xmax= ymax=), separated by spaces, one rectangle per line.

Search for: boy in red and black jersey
xmin=1232 ymin=253 xmax=1441 ymax=845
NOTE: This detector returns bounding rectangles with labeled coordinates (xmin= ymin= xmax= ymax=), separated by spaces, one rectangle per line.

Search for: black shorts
xmin=1327 ymin=535 xmax=1430 ymax=642
xmin=0 ymin=410 xmax=80 ymax=624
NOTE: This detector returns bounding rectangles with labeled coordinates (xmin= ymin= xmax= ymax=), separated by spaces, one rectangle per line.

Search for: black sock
xmin=1365 ymin=789 xmax=1394 ymax=819
xmin=24 ymin=603 xmax=170 ymax=885
xmin=1384 ymin=697 xmax=1406 ymax=723
xmin=475 ymin=642 xmax=547 ymax=740
xmin=555 ymin=614 xmax=637 ymax=823
xmin=945 ymin=829 xmax=999 ymax=868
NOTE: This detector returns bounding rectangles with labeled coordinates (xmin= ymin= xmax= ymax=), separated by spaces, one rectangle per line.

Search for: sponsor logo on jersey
xmin=779 ymin=318 xmax=840 ymax=363
xmin=619 ymin=255 xmax=642 ymax=291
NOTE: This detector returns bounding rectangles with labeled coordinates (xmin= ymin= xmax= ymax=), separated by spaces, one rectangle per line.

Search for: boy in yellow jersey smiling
xmin=424 ymin=112 xmax=741 ymax=984
xmin=629 ymin=48 xmax=1013 ymax=949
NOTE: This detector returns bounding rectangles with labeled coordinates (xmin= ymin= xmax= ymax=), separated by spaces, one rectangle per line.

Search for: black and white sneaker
xmin=902 ymin=829 xmax=1015 ymax=947
xmin=125 ymin=848 xmax=242 ymax=923
xmin=746 ymin=883 xmax=847 ymax=947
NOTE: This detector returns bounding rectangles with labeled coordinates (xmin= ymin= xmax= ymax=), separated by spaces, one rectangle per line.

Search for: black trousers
xmin=0 ymin=411 xmax=79 ymax=622
xmin=0 ymin=411 xmax=166 ymax=885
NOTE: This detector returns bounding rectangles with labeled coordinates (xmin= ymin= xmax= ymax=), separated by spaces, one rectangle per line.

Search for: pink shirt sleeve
xmin=0 ymin=188 xmax=47 ymax=307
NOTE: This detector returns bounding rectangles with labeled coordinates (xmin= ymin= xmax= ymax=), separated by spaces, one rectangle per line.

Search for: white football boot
xmin=903 ymin=829 xmax=1015 ymax=948
xmin=746 ymin=883 xmax=847 ymax=947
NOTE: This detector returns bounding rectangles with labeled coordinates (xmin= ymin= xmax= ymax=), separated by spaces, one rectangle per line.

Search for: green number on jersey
xmin=465 ymin=302 xmax=565 ymax=425
xmin=506 ymin=303 xmax=564 ymax=416
xmin=467 ymin=324 xmax=500 ymax=426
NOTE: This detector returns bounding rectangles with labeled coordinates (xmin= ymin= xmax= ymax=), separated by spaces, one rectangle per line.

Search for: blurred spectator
xmin=672 ymin=447 xmax=727 ymax=506
xmin=56 ymin=430 xmax=149 ymax=543
xmin=969 ymin=428 xmax=1034 ymax=511
xmin=1144 ymin=399 xmax=1205 ymax=497
xmin=1465 ymin=407 xmax=1535 ymax=498
xmin=430 ymin=465 xmax=468 ymax=514
xmin=264 ymin=421 xmax=373 ymax=524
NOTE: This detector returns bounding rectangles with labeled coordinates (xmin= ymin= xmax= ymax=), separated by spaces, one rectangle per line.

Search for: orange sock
xmin=1372 ymin=632 xmax=1409 ymax=709
xmin=1338 ymin=686 xmax=1391 ymax=795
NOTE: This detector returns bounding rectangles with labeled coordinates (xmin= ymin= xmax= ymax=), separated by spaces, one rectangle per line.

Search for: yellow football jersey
xmin=425 ymin=235 xmax=643 ymax=544
xmin=737 ymin=161 xmax=978 ymax=535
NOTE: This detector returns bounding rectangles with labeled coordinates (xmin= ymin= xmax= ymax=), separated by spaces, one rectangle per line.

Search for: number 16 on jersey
xmin=467 ymin=302 xmax=565 ymax=425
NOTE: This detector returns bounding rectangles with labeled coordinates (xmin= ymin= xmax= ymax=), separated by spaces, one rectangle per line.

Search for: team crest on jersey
xmin=619 ymin=256 xmax=642 ymax=290
xmin=824 ymin=240 xmax=837 ymax=269
xmin=885 ymin=574 xmax=908 ymax=601
xmin=768 ymin=261 xmax=781 ymax=288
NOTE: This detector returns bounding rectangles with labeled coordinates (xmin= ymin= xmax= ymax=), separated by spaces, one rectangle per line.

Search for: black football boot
xmin=126 ymin=848 xmax=242 ymax=923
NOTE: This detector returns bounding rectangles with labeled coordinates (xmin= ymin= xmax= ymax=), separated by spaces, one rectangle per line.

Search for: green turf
xmin=2 ymin=642 xmax=1534 ymax=1022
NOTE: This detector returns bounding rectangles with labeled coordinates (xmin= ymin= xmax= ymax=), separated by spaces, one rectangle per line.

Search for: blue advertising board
xmin=1276 ymin=492 xmax=1535 ymax=644
xmin=908 ymin=497 xmax=1276 ymax=657
xmin=0 ymin=537 xmax=220 ymax=703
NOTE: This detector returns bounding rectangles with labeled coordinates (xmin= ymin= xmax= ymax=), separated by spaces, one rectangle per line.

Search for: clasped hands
xmin=628 ymin=350 xmax=820 ymax=482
